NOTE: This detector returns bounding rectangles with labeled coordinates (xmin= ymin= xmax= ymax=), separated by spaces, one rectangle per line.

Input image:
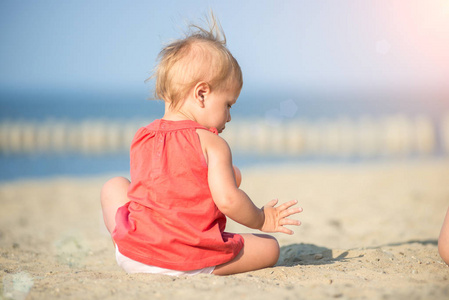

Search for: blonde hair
xmin=148 ymin=12 xmax=243 ymax=109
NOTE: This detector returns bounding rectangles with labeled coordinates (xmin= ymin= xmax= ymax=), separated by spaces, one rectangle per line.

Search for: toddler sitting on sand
xmin=100 ymin=12 xmax=302 ymax=276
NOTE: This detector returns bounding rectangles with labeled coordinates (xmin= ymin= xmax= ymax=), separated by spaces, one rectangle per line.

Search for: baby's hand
xmin=260 ymin=199 xmax=302 ymax=235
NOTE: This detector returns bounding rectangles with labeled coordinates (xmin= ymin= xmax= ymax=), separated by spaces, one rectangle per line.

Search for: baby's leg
xmin=212 ymin=233 xmax=280 ymax=275
xmin=100 ymin=177 xmax=131 ymax=235
xmin=438 ymin=207 xmax=449 ymax=265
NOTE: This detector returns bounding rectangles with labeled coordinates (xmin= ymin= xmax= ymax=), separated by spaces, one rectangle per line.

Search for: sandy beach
xmin=1 ymin=159 xmax=449 ymax=299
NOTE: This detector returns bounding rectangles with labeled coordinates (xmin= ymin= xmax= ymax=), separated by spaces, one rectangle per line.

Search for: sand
xmin=1 ymin=159 xmax=449 ymax=299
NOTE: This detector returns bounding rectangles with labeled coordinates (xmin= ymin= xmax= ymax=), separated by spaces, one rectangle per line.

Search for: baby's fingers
xmin=277 ymin=226 xmax=295 ymax=235
xmin=279 ymin=218 xmax=301 ymax=226
xmin=265 ymin=199 xmax=279 ymax=208
xmin=279 ymin=206 xmax=303 ymax=219
xmin=277 ymin=218 xmax=301 ymax=235
xmin=277 ymin=199 xmax=300 ymax=211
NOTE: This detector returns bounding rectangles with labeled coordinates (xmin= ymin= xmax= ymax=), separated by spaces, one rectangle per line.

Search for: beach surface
xmin=1 ymin=159 xmax=448 ymax=299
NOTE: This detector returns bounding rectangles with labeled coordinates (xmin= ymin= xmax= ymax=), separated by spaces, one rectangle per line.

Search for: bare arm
xmin=198 ymin=130 xmax=302 ymax=234
xmin=205 ymin=131 xmax=264 ymax=229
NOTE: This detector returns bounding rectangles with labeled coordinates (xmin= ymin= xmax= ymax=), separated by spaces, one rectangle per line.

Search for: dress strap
xmin=208 ymin=127 xmax=218 ymax=135
xmin=187 ymin=122 xmax=218 ymax=135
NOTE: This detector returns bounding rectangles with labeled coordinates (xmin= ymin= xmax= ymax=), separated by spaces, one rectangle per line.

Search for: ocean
xmin=1 ymin=88 xmax=448 ymax=181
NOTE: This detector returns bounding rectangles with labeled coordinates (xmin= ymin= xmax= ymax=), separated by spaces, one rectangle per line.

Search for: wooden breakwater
xmin=0 ymin=114 xmax=448 ymax=157
xmin=0 ymin=119 xmax=144 ymax=155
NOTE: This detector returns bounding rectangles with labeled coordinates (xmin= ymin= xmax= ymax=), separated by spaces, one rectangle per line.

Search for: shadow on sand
xmin=278 ymin=243 xmax=349 ymax=267
xmin=278 ymin=239 xmax=438 ymax=267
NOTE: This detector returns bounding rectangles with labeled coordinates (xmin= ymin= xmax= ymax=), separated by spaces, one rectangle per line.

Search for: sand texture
xmin=1 ymin=159 xmax=449 ymax=299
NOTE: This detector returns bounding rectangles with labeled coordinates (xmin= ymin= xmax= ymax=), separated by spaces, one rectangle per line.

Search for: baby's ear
xmin=194 ymin=82 xmax=210 ymax=108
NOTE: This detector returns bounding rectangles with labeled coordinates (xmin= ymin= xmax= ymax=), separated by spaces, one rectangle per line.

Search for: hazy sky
xmin=1 ymin=0 xmax=448 ymax=94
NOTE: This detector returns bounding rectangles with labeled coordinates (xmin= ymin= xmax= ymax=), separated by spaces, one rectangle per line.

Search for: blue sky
xmin=1 ymin=0 xmax=448 ymax=94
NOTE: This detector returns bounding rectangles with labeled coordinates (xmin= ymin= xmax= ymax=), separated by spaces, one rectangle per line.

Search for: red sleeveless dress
xmin=112 ymin=119 xmax=244 ymax=271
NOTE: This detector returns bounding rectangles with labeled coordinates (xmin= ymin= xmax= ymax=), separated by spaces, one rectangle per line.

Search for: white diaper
xmin=115 ymin=247 xmax=215 ymax=276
